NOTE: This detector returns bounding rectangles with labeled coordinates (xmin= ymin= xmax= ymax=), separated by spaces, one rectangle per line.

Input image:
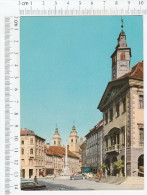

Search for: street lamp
xmin=124 ymin=117 xmax=127 ymax=177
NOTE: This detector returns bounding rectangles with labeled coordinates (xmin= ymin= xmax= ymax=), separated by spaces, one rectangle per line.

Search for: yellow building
xmin=52 ymin=125 xmax=62 ymax=146
xmin=20 ymin=129 xmax=45 ymax=178
xmin=69 ymin=124 xmax=80 ymax=156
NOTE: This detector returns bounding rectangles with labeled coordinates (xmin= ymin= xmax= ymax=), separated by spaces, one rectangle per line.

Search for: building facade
xmin=20 ymin=129 xmax=45 ymax=178
xmin=44 ymin=145 xmax=80 ymax=175
xmin=85 ymin=120 xmax=103 ymax=174
xmin=80 ymin=141 xmax=87 ymax=171
xmin=98 ymin=25 xmax=144 ymax=177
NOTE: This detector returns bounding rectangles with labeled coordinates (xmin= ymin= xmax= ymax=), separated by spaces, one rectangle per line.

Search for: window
xmin=122 ymin=98 xmax=126 ymax=113
xmin=116 ymin=103 xmax=120 ymax=117
xmin=106 ymin=138 xmax=109 ymax=148
xmin=139 ymin=128 xmax=144 ymax=146
xmin=30 ymin=138 xmax=33 ymax=145
xmin=76 ymin=139 xmax=77 ymax=143
xmin=21 ymin=140 xmax=24 ymax=145
xmin=111 ymin=136 xmax=113 ymax=146
xmin=54 ymin=141 xmax=56 ymax=145
xmin=21 ymin=148 xmax=24 ymax=155
xmin=71 ymin=139 xmax=73 ymax=143
xmin=139 ymin=95 xmax=144 ymax=108
xmin=120 ymin=52 xmax=126 ymax=60
xmin=30 ymin=149 xmax=33 ymax=155
xmin=105 ymin=112 xmax=108 ymax=124
xmin=117 ymin=134 xmax=120 ymax=144
xmin=58 ymin=141 xmax=60 ymax=145
xmin=110 ymin=108 xmax=113 ymax=122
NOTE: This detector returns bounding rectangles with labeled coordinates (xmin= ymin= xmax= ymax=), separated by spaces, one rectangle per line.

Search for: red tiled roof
xmin=79 ymin=148 xmax=82 ymax=155
xmin=95 ymin=119 xmax=103 ymax=128
xmin=20 ymin=128 xmax=45 ymax=140
xmin=20 ymin=128 xmax=34 ymax=135
xmin=45 ymin=146 xmax=79 ymax=159
xmin=85 ymin=119 xmax=103 ymax=137
xmin=115 ymin=61 xmax=143 ymax=81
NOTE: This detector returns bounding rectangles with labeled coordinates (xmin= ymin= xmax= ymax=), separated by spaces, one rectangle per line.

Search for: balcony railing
xmin=105 ymin=144 xmax=125 ymax=153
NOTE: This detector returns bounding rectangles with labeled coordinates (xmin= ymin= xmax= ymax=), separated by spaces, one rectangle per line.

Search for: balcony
xmin=105 ymin=144 xmax=125 ymax=153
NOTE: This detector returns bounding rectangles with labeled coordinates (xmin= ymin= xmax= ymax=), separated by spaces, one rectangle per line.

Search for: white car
xmin=46 ymin=174 xmax=56 ymax=179
xmin=86 ymin=172 xmax=95 ymax=179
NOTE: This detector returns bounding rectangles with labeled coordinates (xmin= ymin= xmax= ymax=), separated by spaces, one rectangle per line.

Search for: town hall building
xmin=98 ymin=21 xmax=144 ymax=177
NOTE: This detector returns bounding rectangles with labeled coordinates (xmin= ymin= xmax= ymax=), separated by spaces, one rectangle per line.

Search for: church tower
xmin=111 ymin=18 xmax=131 ymax=80
xmin=52 ymin=125 xmax=62 ymax=146
xmin=69 ymin=124 xmax=79 ymax=155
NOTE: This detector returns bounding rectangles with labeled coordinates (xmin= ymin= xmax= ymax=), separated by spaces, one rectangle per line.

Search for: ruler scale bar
xmin=5 ymin=17 xmax=11 ymax=195
xmin=4 ymin=16 xmax=20 ymax=195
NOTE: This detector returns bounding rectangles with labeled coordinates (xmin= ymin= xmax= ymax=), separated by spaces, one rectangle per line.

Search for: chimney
xmin=46 ymin=143 xmax=50 ymax=149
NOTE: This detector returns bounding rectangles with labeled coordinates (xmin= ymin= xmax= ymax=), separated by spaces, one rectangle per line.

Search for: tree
xmin=113 ymin=160 xmax=124 ymax=177
xmin=101 ymin=164 xmax=107 ymax=172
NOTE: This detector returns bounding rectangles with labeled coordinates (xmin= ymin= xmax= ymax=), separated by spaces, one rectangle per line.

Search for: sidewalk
xmin=87 ymin=176 xmax=144 ymax=185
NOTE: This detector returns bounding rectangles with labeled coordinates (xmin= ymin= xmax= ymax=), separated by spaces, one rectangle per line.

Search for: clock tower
xmin=111 ymin=18 xmax=131 ymax=80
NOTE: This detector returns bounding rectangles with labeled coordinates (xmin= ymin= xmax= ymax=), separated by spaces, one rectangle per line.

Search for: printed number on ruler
xmin=18 ymin=0 xmax=147 ymax=16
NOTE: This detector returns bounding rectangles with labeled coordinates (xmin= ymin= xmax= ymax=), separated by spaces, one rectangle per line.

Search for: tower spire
xmin=121 ymin=16 xmax=123 ymax=30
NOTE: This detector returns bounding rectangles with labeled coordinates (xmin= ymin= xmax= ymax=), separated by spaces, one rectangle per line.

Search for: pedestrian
xmin=97 ymin=170 xmax=100 ymax=182
xmin=99 ymin=169 xmax=103 ymax=181
xmin=34 ymin=176 xmax=38 ymax=184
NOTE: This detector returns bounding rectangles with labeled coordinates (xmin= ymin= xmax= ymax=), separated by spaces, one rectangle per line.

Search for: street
xmin=34 ymin=177 xmax=144 ymax=191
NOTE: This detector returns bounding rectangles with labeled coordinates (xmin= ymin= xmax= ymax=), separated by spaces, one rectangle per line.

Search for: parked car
xmin=70 ymin=173 xmax=86 ymax=180
xmin=21 ymin=181 xmax=46 ymax=191
xmin=46 ymin=174 xmax=56 ymax=179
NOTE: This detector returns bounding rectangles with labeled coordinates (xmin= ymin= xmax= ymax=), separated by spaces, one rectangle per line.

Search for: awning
xmin=83 ymin=168 xmax=90 ymax=172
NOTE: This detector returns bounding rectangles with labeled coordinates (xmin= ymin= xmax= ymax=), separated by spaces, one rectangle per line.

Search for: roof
xmin=79 ymin=148 xmax=82 ymax=155
xmin=114 ymin=61 xmax=143 ymax=81
xmin=20 ymin=128 xmax=45 ymax=141
xmin=85 ymin=119 xmax=103 ymax=137
xmin=45 ymin=145 xmax=79 ymax=159
xmin=98 ymin=61 xmax=143 ymax=111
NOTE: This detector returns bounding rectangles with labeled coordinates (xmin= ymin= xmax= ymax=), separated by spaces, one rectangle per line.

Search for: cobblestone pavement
xmin=35 ymin=178 xmax=144 ymax=191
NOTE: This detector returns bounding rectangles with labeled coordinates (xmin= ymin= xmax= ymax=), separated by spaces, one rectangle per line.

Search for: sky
xmin=20 ymin=16 xmax=143 ymax=145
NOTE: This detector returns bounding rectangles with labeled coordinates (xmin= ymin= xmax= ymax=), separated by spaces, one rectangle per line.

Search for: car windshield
xmin=21 ymin=182 xmax=36 ymax=187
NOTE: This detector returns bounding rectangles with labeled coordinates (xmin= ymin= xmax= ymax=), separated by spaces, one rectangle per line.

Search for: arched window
xmin=120 ymin=52 xmax=126 ymax=60
xmin=71 ymin=139 xmax=73 ymax=143
xmin=54 ymin=140 xmax=56 ymax=145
